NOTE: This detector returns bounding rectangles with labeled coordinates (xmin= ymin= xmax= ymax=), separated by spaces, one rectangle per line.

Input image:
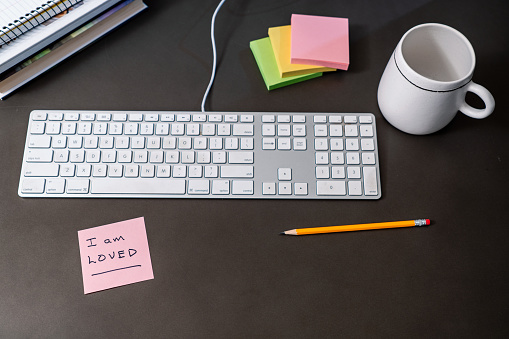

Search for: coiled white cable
xmin=201 ymin=0 xmax=226 ymax=112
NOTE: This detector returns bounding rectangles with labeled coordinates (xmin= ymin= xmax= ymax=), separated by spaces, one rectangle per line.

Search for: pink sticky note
xmin=78 ymin=217 xmax=154 ymax=294
xmin=290 ymin=14 xmax=349 ymax=70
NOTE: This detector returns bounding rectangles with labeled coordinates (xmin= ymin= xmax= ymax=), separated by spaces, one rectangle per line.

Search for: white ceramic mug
xmin=377 ymin=23 xmax=495 ymax=135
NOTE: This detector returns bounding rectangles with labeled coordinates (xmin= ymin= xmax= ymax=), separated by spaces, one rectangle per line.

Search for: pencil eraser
xmin=425 ymin=219 xmax=431 ymax=225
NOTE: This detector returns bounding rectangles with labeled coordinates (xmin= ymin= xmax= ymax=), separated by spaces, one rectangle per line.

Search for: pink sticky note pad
xmin=78 ymin=217 xmax=154 ymax=294
xmin=290 ymin=14 xmax=349 ymax=70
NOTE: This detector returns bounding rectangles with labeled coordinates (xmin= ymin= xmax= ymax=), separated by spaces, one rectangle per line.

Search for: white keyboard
xmin=18 ymin=110 xmax=381 ymax=199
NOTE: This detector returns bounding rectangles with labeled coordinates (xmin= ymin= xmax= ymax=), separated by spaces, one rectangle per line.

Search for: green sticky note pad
xmin=250 ymin=37 xmax=322 ymax=90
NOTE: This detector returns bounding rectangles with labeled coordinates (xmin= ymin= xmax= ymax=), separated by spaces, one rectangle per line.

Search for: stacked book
xmin=250 ymin=14 xmax=349 ymax=90
xmin=0 ymin=0 xmax=147 ymax=99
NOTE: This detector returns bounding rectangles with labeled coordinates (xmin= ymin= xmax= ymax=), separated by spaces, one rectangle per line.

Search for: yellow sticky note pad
xmin=268 ymin=25 xmax=336 ymax=78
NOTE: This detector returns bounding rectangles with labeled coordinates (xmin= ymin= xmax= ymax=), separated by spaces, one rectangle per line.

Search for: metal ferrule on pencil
xmin=415 ymin=219 xmax=428 ymax=226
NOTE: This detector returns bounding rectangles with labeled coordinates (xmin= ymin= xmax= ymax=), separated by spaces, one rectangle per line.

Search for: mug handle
xmin=459 ymin=81 xmax=495 ymax=119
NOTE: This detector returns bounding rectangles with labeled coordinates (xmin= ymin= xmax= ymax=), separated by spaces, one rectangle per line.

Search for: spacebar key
xmin=91 ymin=178 xmax=186 ymax=194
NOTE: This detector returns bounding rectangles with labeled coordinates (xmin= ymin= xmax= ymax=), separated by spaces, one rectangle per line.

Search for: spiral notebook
xmin=0 ymin=0 xmax=146 ymax=99
xmin=0 ymin=1 xmax=84 ymax=45
xmin=0 ymin=0 xmax=127 ymax=74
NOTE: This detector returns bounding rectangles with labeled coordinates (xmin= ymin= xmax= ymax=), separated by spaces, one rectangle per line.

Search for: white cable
xmin=201 ymin=0 xmax=226 ymax=112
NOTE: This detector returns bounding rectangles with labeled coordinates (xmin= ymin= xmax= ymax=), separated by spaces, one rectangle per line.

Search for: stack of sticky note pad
xmin=250 ymin=14 xmax=349 ymax=90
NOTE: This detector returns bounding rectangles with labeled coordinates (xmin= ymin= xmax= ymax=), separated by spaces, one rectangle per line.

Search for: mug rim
xmin=394 ymin=23 xmax=476 ymax=92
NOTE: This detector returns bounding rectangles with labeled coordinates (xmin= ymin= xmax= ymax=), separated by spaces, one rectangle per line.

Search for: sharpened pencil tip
xmin=279 ymin=232 xmax=286 ymax=235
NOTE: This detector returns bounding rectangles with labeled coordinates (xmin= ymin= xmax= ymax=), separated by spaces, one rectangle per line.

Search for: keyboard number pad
xmin=314 ymin=114 xmax=379 ymax=197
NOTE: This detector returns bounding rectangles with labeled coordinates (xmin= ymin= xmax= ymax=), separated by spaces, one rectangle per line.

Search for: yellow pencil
xmin=280 ymin=219 xmax=431 ymax=235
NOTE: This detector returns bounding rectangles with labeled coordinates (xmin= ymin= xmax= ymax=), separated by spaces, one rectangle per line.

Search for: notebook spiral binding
xmin=0 ymin=0 xmax=81 ymax=46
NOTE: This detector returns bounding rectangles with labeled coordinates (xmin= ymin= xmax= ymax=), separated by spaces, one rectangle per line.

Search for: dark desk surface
xmin=1 ymin=0 xmax=508 ymax=337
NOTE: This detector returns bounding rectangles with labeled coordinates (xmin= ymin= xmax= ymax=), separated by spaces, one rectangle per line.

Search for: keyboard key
xmin=109 ymin=165 xmax=123 ymax=178
xmin=67 ymin=179 xmax=90 ymax=193
xmin=188 ymin=180 xmax=210 ymax=194
xmin=360 ymin=125 xmax=374 ymax=137
xmin=348 ymin=181 xmax=362 ymax=195
xmin=315 ymin=152 xmax=328 ymax=165
xmin=331 ymin=166 xmax=345 ymax=179
xmin=32 ymin=112 xmax=47 ymax=121
xmin=31 ymin=122 xmax=45 ymax=134
xmin=314 ymin=125 xmax=327 ymax=137
xmin=28 ymin=135 xmax=51 ymax=148
xmin=316 ymin=166 xmax=329 ymax=179
xmin=317 ymin=181 xmax=346 ymax=195
xmin=262 ymin=182 xmax=276 ymax=195
xmin=262 ymin=138 xmax=276 ymax=150
xmin=262 ymin=124 xmax=275 ymax=136
xmin=204 ymin=165 xmax=218 ymax=178
xmin=363 ymin=166 xmax=379 ymax=196
xmin=220 ymin=166 xmax=254 ymax=178
xmin=91 ymin=178 xmax=185 ymax=194
xmin=278 ymin=168 xmax=292 ymax=180
xmin=46 ymin=179 xmax=65 ymax=194
xmin=361 ymin=139 xmax=375 ymax=151
xmin=193 ymin=114 xmax=207 ymax=122
xmin=314 ymin=115 xmax=327 ymax=123
xmin=330 ymin=125 xmax=342 ymax=137
xmin=21 ymin=178 xmax=45 ymax=193
xmin=48 ymin=113 xmax=63 ymax=121
xmin=293 ymin=138 xmax=307 ymax=150
xmin=232 ymin=180 xmax=254 ymax=195
xmin=240 ymin=115 xmax=254 ymax=123
xmin=225 ymin=114 xmax=238 ymax=122
xmin=81 ymin=113 xmax=95 ymax=121
xmin=113 ymin=113 xmax=127 ymax=121
xmin=24 ymin=163 xmax=59 ymax=177
xmin=347 ymin=166 xmax=361 ymax=179
xmin=345 ymin=125 xmax=358 ymax=137
xmin=344 ymin=116 xmax=357 ymax=123
xmin=329 ymin=116 xmax=342 ymax=123
xmin=156 ymin=165 xmax=171 ymax=178
xmin=212 ymin=151 xmax=226 ymax=164
xmin=345 ymin=139 xmax=359 ymax=151
xmin=26 ymin=149 xmax=53 ymax=162
xmin=277 ymin=124 xmax=291 ymax=136
xmin=228 ymin=152 xmax=254 ymax=164
xmin=172 ymin=165 xmax=186 ymax=177
xmin=262 ymin=115 xmax=275 ymax=123
xmin=314 ymin=139 xmax=328 ymax=151
xmin=240 ymin=138 xmax=254 ymax=150
xmin=277 ymin=115 xmax=291 ymax=123
xmin=161 ymin=114 xmax=175 ymax=122
xmin=278 ymin=182 xmax=292 ymax=195
xmin=292 ymin=125 xmax=306 ymax=136
xmin=362 ymin=153 xmax=376 ymax=165
xmin=129 ymin=114 xmax=143 ymax=121
xmin=212 ymin=180 xmax=230 ymax=194
xmin=188 ymin=165 xmax=202 ymax=178
xmin=218 ymin=124 xmax=231 ymax=136
xmin=277 ymin=138 xmax=291 ymax=150
xmin=346 ymin=153 xmax=360 ymax=165
xmin=294 ymin=183 xmax=308 ymax=195
xmin=331 ymin=152 xmax=344 ymax=165
xmin=359 ymin=115 xmax=373 ymax=124
xmin=233 ymin=124 xmax=254 ymax=136
xmin=97 ymin=113 xmax=111 ymax=121
xmin=293 ymin=115 xmax=306 ymax=123
xmin=209 ymin=114 xmax=222 ymax=122
xmin=145 ymin=114 xmax=159 ymax=122
xmin=177 ymin=114 xmax=190 ymax=122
